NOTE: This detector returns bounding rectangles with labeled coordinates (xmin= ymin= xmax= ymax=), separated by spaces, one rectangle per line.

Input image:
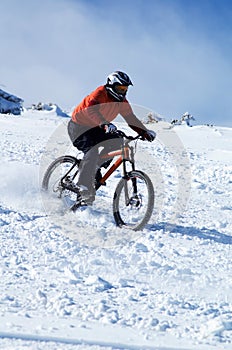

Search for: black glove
xmin=100 ymin=123 xmax=117 ymax=133
xmin=141 ymin=129 xmax=156 ymax=142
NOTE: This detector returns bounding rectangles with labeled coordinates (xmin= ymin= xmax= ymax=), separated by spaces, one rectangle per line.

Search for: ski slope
xmin=0 ymin=109 xmax=231 ymax=349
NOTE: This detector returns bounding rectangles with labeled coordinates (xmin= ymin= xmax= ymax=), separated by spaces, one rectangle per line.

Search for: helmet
xmin=105 ymin=71 xmax=133 ymax=101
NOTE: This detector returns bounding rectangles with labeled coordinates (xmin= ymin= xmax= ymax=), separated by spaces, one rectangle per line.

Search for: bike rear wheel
xmin=42 ymin=156 xmax=81 ymax=212
xmin=113 ymin=170 xmax=154 ymax=231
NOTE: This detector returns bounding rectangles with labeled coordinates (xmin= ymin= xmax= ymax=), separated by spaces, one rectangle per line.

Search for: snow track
xmin=0 ymin=111 xmax=232 ymax=349
xmin=0 ymin=314 xmax=190 ymax=350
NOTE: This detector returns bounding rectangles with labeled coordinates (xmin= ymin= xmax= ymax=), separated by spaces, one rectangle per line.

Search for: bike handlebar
xmin=114 ymin=129 xmax=142 ymax=141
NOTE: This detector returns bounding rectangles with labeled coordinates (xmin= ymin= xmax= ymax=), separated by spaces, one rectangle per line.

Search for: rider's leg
xmin=77 ymin=144 xmax=99 ymax=201
xmin=70 ymin=127 xmax=123 ymax=203
xmin=71 ymin=126 xmax=105 ymax=200
xmin=97 ymin=134 xmax=123 ymax=168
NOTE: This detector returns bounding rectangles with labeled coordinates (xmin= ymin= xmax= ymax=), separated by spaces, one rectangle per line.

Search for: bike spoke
xmin=113 ymin=171 xmax=154 ymax=231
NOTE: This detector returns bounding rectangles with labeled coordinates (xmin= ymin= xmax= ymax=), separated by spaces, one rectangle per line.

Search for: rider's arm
xmin=120 ymin=101 xmax=156 ymax=141
xmin=120 ymin=101 xmax=148 ymax=134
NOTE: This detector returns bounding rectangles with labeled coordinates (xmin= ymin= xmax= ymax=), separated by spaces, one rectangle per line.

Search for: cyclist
xmin=68 ymin=71 xmax=156 ymax=205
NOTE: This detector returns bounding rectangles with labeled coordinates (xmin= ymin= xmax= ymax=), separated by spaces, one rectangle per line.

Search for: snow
xmin=0 ymin=109 xmax=232 ymax=349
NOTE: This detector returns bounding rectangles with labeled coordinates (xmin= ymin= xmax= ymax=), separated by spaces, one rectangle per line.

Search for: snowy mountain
xmin=0 ymin=88 xmax=69 ymax=118
xmin=29 ymin=101 xmax=70 ymax=118
xmin=0 ymin=88 xmax=23 ymax=115
xmin=0 ymin=108 xmax=231 ymax=349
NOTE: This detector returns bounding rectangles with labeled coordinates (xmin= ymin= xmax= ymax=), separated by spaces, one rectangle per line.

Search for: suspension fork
xmin=123 ymin=172 xmax=138 ymax=206
xmin=122 ymin=146 xmax=137 ymax=205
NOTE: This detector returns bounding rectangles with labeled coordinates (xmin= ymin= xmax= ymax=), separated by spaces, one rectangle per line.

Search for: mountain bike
xmin=42 ymin=130 xmax=154 ymax=231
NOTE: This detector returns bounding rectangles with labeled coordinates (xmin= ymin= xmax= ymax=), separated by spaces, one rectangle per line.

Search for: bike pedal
xmin=70 ymin=202 xmax=80 ymax=212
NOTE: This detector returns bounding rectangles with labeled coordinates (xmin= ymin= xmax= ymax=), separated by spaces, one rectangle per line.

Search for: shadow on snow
xmin=148 ymin=222 xmax=232 ymax=245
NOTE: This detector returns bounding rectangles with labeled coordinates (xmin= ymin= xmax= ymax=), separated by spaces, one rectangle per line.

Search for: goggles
xmin=114 ymin=85 xmax=128 ymax=94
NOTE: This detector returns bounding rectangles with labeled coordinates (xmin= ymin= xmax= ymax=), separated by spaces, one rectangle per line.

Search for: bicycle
xmin=42 ymin=130 xmax=154 ymax=231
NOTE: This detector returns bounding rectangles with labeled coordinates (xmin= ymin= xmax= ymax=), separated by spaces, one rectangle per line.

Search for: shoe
xmin=70 ymin=185 xmax=95 ymax=211
xmin=70 ymin=193 xmax=95 ymax=211
xmin=79 ymin=189 xmax=95 ymax=205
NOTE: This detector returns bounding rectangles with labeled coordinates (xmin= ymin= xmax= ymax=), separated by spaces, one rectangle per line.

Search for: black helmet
xmin=105 ymin=71 xmax=133 ymax=101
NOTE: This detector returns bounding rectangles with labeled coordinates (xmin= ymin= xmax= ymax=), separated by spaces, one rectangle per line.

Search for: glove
xmin=141 ymin=129 xmax=156 ymax=142
xmin=101 ymin=123 xmax=117 ymax=134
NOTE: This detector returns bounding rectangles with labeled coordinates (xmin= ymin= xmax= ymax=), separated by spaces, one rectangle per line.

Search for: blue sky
xmin=0 ymin=0 xmax=232 ymax=126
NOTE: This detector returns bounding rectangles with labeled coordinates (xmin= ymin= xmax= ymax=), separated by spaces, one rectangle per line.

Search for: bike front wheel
xmin=113 ymin=170 xmax=154 ymax=231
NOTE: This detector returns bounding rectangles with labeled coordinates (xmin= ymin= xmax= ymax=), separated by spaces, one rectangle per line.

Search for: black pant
xmin=68 ymin=120 xmax=122 ymax=191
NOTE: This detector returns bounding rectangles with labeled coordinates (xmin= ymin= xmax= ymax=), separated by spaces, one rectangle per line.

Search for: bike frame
xmin=96 ymin=141 xmax=135 ymax=190
xmin=61 ymin=133 xmax=140 ymax=195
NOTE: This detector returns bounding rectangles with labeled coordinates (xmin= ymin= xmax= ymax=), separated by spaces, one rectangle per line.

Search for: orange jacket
xmin=71 ymin=85 xmax=146 ymax=133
